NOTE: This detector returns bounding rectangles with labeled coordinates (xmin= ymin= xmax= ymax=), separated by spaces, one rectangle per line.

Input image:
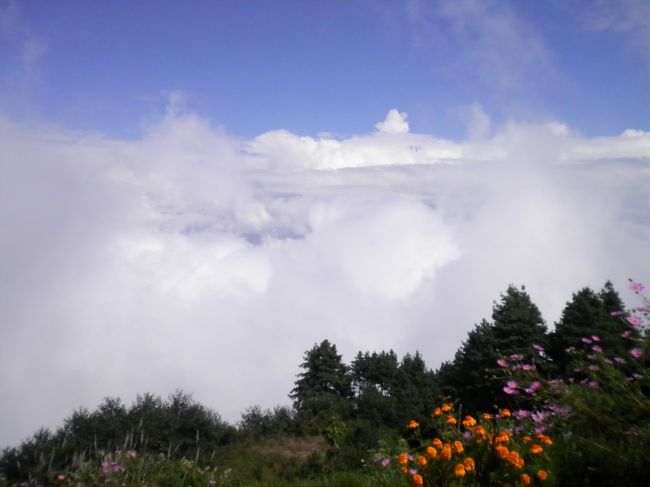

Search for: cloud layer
xmin=1 ymin=109 xmax=649 ymax=447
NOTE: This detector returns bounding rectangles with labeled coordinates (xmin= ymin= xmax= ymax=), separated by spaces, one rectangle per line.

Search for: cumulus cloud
xmin=1 ymin=108 xmax=649 ymax=448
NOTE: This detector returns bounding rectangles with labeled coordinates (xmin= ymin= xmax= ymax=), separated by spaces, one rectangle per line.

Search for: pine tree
xmin=290 ymin=340 xmax=352 ymax=421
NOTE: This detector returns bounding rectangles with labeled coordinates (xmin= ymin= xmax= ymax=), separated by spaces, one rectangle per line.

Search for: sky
xmin=1 ymin=0 xmax=649 ymax=447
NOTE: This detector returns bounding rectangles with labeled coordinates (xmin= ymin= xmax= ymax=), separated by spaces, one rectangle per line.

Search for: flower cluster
xmin=394 ymin=403 xmax=553 ymax=486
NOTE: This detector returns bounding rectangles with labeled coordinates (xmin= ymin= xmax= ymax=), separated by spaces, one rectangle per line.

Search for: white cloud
xmin=375 ymin=108 xmax=410 ymax=134
xmin=1 ymin=109 xmax=649 ymax=448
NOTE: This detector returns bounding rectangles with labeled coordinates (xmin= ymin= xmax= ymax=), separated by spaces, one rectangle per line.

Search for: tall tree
xmin=290 ymin=340 xmax=352 ymax=421
xmin=350 ymin=350 xmax=400 ymax=426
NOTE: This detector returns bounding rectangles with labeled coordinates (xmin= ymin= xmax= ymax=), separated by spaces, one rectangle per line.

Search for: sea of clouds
xmin=1 ymin=108 xmax=649 ymax=447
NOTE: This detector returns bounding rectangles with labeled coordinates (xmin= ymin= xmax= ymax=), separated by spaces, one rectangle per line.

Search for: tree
xmin=290 ymin=340 xmax=352 ymax=422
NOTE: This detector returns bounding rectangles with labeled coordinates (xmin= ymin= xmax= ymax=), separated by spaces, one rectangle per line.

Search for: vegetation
xmin=1 ymin=280 xmax=648 ymax=486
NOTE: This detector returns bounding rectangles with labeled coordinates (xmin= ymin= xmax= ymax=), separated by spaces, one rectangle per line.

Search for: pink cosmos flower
xmin=591 ymin=335 xmax=601 ymax=342
xmin=627 ymin=315 xmax=644 ymax=328
xmin=533 ymin=343 xmax=545 ymax=352
xmin=503 ymin=386 xmax=518 ymax=395
xmin=510 ymin=353 xmax=523 ymax=361
xmin=525 ymin=381 xmax=542 ymax=394
xmin=592 ymin=345 xmax=603 ymax=353
xmin=629 ymin=348 xmax=644 ymax=359
xmin=621 ymin=330 xmax=632 ymax=339
xmin=588 ymin=380 xmax=599 ymax=389
xmin=521 ymin=364 xmax=536 ymax=372
xmin=496 ymin=358 xmax=508 ymax=368
xmin=629 ymin=282 xmax=645 ymax=293
xmin=57 ymin=475 xmax=66 ymax=481
xmin=581 ymin=337 xmax=592 ymax=344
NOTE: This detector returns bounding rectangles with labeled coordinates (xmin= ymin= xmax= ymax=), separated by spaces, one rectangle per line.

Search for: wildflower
xmin=514 ymin=409 xmax=530 ymax=420
xmin=482 ymin=412 xmax=493 ymax=421
xmin=497 ymin=358 xmax=509 ymax=368
xmin=426 ymin=446 xmax=437 ymax=459
xmin=400 ymin=466 xmax=408 ymax=474
xmin=510 ymin=353 xmax=523 ymax=361
xmin=381 ymin=458 xmax=391 ymax=467
xmin=520 ymin=473 xmax=532 ymax=485
xmin=614 ymin=356 xmax=626 ymax=364
xmin=407 ymin=419 xmax=420 ymax=429
xmin=533 ymin=343 xmax=544 ymax=352
xmin=500 ymin=408 xmax=511 ymax=418
xmin=440 ymin=444 xmax=452 ymax=461
xmin=627 ymin=315 xmax=643 ymax=328
xmin=537 ymin=470 xmax=549 ymax=481
xmin=521 ymin=364 xmax=536 ymax=372
xmin=525 ymin=381 xmax=542 ymax=394
xmin=503 ymin=385 xmax=518 ymax=395
xmin=441 ymin=402 xmax=453 ymax=413
xmin=432 ymin=407 xmax=442 ymax=417
xmin=508 ymin=450 xmax=524 ymax=468
xmin=411 ymin=473 xmax=423 ymax=487
xmin=446 ymin=415 xmax=457 ymax=426
xmin=474 ymin=425 xmax=488 ymax=440
xmin=57 ymin=475 xmax=66 ymax=481
xmin=463 ymin=457 xmax=476 ymax=471
xmin=588 ymin=365 xmax=600 ymax=372
xmin=592 ymin=345 xmax=603 ymax=353
xmin=454 ymin=463 xmax=466 ymax=477
xmin=621 ymin=330 xmax=632 ymax=339
xmin=432 ymin=438 xmax=443 ymax=449
xmin=537 ymin=433 xmax=553 ymax=445
xmin=581 ymin=337 xmax=592 ymax=344
xmin=462 ymin=415 xmax=477 ymax=428
xmin=398 ymin=453 xmax=410 ymax=465
xmin=495 ymin=445 xmax=509 ymax=459
xmin=522 ymin=435 xmax=532 ymax=443
xmin=416 ymin=455 xmax=427 ymax=466
xmin=629 ymin=347 xmax=644 ymax=359
xmin=529 ymin=444 xmax=543 ymax=455
xmin=629 ymin=281 xmax=645 ymax=293
xmin=452 ymin=440 xmax=464 ymax=454
xmin=495 ymin=431 xmax=511 ymax=443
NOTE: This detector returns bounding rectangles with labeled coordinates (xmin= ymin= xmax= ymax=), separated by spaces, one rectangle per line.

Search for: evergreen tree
xmin=393 ymin=352 xmax=439 ymax=425
xmin=290 ymin=340 xmax=352 ymax=422
xmin=350 ymin=350 xmax=400 ymax=426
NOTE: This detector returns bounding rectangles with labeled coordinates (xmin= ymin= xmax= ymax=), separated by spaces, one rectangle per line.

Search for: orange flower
xmin=474 ymin=425 xmax=487 ymax=439
xmin=432 ymin=407 xmax=442 ymax=417
xmin=398 ymin=453 xmax=410 ymax=465
xmin=441 ymin=402 xmax=453 ymax=413
xmin=507 ymin=451 xmax=524 ymax=469
xmin=522 ymin=435 xmax=532 ymax=443
xmin=537 ymin=433 xmax=553 ymax=445
xmin=416 ymin=455 xmax=427 ymax=466
xmin=440 ymin=444 xmax=452 ymax=461
xmin=411 ymin=474 xmax=423 ymax=487
xmin=482 ymin=412 xmax=493 ymax=421
xmin=452 ymin=440 xmax=464 ymax=454
xmin=446 ymin=415 xmax=457 ymax=426
xmin=520 ymin=473 xmax=532 ymax=485
xmin=463 ymin=457 xmax=476 ymax=472
xmin=529 ymin=444 xmax=543 ymax=455
xmin=495 ymin=431 xmax=511 ymax=443
xmin=462 ymin=415 xmax=477 ymax=428
xmin=537 ymin=470 xmax=549 ymax=481
xmin=432 ymin=437 xmax=443 ymax=449
xmin=500 ymin=408 xmax=511 ymax=418
xmin=454 ymin=463 xmax=466 ymax=477
xmin=495 ymin=445 xmax=509 ymax=460
xmin=426 ymin=446 xmax=438 ymax=459
xmin=400 ymin=466 xmax=408 ymax=474
xmin=407 ymin=419 xmax=420 ymax=430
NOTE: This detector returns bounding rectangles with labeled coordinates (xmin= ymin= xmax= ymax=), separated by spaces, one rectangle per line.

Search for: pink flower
xmin=533 ymin=343 xmax=545 ymax=352
xmin=621 ymin=330 xmax=632 ymax=339
xmin=496 ymin=358 xmax=508 ymax=368
xmin=581 ymin=337 xmax=592 ymax=344
xmin=587 ymin=380 xmax=599 ymax=389
xmin=614 ymin=356 xmax=626 ymax=364
xmin=381 ymin=458 xmax=391 ymax=467
xmin=588 ymin=365 xmax=600 ymax=372
xmin=510 ymin=353 xmax=523 ymax=361
xmin=503 ymin=386 xmax=518 ymax=395
xmin=514 ymin=409 xmax=530 ymax=419
xmin=521 ymin=364 xmax=536 ymax=372
xmin=629 ymin=348 xmax=644 ymax=359
xmin=629 ymin=282 xmax=645 ymax=293
xmin=591 ymin=335 xmax=600 ymax=342
xmin=57 ymin=475 xmax=66 ymax=481
xmin=507 ymin=380 xmax=519 ymax=389
xmin=525 ymin=381 xmax=542 ymax=394
xmin=592 ymin=345 xmax=603 ymax=353
xmin=627 ymin=315 xmax=644 ymax=329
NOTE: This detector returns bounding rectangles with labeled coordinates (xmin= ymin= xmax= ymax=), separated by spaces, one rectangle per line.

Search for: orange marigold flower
xmin=432 ymin=407 xmax=442 ymax=417
xmin=452 ymin=440 xmax=464 ymax=454
xmin=537 ymin=470 xmax=549 ymax=481
xmin=400 ymin=466 xmax=408 ymax=474
xmin=463 ymin=457 xmax=476 ymax=471
xmin=522 ymin=435 xmax=532 ymax=443
xmin=529 ymin=444 xmax=543 ymax=455
xmin=495 ymin=445 xmax=509 ymax=460
xmin=398 ymin=453 xmax=410 ymax=465
xmin=411 ymin=473 xmax=423 ymax=486
xmin=454 ymin=463 xmax=466 ymax=477
xmin=462 ymin=415 xmax=477 ymax=428
xmin=500 ymin=408 xmax=511 ymax=418
xmin=482 ymin=412 xmax=493 ymax=421
xmin=416 ymin=455 xmax=427 ymax=466
xmin=432 ymin=438 xmax=443 ymax=449
xmin=407 ymin=419 xmax=420 ymax=430
xmin=474 ymin=425 xmax=487 ymax=438
xmin=440 ymin=445 xmax=452 ymax=461
xmin=426 ymin=446 xmax=437 ymax=459
xmin=520 ymin=473 xmax=532 ymax=485
xmin=537 ymin=433 xmax=553 ymax=445
xmin=507 ymin=451 xmax=524 ymax=469
xmin=446 ymin=415 xmax=457 ymax=426
xmin=441 ymin=403 xmax=453 ymax=413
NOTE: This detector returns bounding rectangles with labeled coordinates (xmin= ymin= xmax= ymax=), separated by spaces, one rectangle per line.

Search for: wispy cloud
xmin=404 ymin=0 xmax=553 ymax=91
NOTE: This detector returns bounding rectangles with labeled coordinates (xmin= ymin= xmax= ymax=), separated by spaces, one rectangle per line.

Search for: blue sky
xmin=2 ymin=0 xmax=649 ymax=139
xmin=2 ymin=0 xmax=650 ymax=447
